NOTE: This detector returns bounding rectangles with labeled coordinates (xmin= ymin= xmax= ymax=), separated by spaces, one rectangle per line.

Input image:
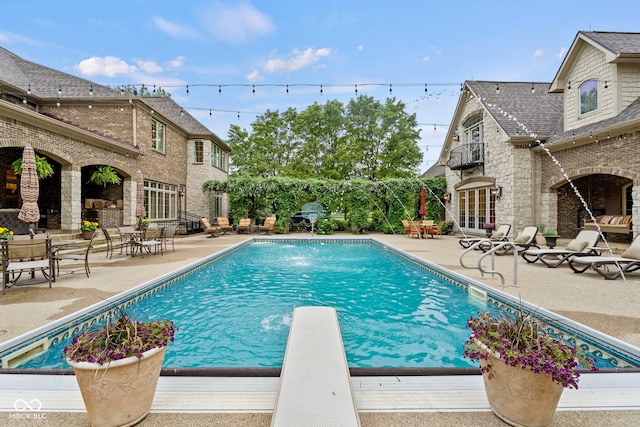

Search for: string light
xmin=567 ymin=81 xmax=571 ymax=89
xmin=496 ymin=83 xmax=500 ymax=94
xmin=389 ymin=84 xmax=392 ymax=94
xmin=286 ymin=84 xmax=289 ymax=94
xmin=58 ymin=85 xmax=62 ymax=96
xmin=89 ymin=85 xmax=93 ymax=96
xmin=530 ymin=83 xmax=535 ymax=94
xmin=27 ymin=84 xmax=31 ymax=95
xmin=186 ymin=85 xmax=189 ymax=95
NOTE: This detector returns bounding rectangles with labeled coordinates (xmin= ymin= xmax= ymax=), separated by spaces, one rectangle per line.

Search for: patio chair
xmin=53 ymin=230 xmax=97 ymax=278
xmin=201 ymin=217 xmax=221 ymax=238
xmin=521 ymin=229 xmax=600 ymax=268
xmin=568 ymin=235 xmax=640 ymax=280
xmin=102 ymin=228 xmax=130 ymax=259
xmin=259 ymin=217 xmax=276 ymax=234
xmin=161 ymin=223 xmax=178 ymax=252
xmin=216 ymin=217 xmax=234 ymax=235
xmin=132 ymin=226 xmax=164 ymax=257
xmin=426 ymin=221 xmax=446 ymax=239
xmin=481 ymin=226 xmax=539 ymax=255
xmin=236 ymin=218 xmax=251 ymax=234
xmin=1 ymin=238 xmax=53 ymax=294
xmin=459 ymin=224 xmax=511 ymax=248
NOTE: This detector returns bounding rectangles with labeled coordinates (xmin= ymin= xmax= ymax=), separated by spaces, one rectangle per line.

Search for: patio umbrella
xmin=419 ymin=187 xmax=426 ymax=218
xmin=135 ymin=170 xmax=146 ymax=219
xmin=17 ymin=143 xmax=40 ymax=230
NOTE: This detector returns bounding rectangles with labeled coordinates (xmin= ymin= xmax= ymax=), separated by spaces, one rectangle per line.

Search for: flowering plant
xmin=139 ymin=217 xmax=150 ymax=227
xmin=463 ymin=308 xmax=598 ymax=389
xmin=482 ymin=222 xmax=495 ymax=229
xmin=81 ymin=220 xmax=99 ymax=231
xmin=0 ymin=227 xmax=13 ymax=240
xmin=63 ymin=310 xmax=177 ymax=365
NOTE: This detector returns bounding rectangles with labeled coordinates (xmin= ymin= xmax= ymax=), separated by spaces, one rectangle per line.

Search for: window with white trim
xmin=463 ymin=115 xmax=483 ymax=162
xmin=144 ymin=179 xmax=177 ymax=220
xmin=579 ymin=79 xmax=598 ymax=115
xmin=151 ymin=119 xmax=166 ymax=153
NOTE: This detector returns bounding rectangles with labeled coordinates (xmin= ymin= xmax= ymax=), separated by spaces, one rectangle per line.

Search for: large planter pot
xmin=67 ymin=346 xmax=167 ymax=427
xmin=82 ymin=230 xmax=95 ymax=240
xmin=479 ymin=347 xmax=564 ymax=427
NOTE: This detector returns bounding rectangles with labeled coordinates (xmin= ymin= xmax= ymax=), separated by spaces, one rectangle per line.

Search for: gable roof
xmin=550 ymin=31 xmax=640 ymax=92
xmin=466 ymin=81 xmax=563 ymax=138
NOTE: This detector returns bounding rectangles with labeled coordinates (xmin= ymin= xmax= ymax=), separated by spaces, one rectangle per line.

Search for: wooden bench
xmin=271 ymin=306 xmax=361 ymax=427
xmin=583 ymin=215 xmax=633 ymax=234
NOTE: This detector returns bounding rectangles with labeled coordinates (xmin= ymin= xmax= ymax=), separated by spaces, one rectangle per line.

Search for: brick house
xmin=0 ymin=46 xmax=230 ymax=234
xmin=439 ymin=31 xmax=640 ymax=241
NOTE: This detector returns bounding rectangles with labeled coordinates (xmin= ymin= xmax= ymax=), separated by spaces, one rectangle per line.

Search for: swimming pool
xmin=1 ymin=238 xmax=639 ymax=372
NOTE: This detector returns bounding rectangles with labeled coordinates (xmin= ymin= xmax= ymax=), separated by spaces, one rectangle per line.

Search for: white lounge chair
xmin=459 ymin=224 xmax=511 ymax=248
xmin=568 ymin=236 xmax=640 ymax=280
xmin=521 ymin=229 xmax=600 ymax=268
xmin=481 ymin=226 xmax=539 ymax=255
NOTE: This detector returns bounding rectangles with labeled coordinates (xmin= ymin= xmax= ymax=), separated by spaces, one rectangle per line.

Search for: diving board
xmin=271 ymin=306 xmax=361 ymax=427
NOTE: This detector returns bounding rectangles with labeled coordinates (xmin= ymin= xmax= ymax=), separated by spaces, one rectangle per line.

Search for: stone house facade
xmin=439 ymin=31 xmax=640 ymax=242
xmin=0 ymin=46 xmax=230 ymax=234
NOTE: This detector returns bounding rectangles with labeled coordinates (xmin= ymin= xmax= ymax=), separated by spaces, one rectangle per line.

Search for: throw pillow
xmin=514 ymin=234 xmax=530 ymax=243
xmin=622 ymin=245 xmax=640 ymax=260
xmin=565 ymin=239 xmax=588 ymax=252
xmin=490 ymin=231 xmax=504 ymax=240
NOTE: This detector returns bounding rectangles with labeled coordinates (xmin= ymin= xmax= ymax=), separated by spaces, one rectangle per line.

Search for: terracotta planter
xmin=67 ymin=346 xmax=167 ymax=427
xmin=479 ymin=347 xmax=564 ymax=427
xmin=82 ymin=230 xmax=95 ymax=240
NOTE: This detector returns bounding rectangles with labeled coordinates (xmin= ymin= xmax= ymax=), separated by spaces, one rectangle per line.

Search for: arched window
xmin=579 ymin=79 xmax=598 ymax=115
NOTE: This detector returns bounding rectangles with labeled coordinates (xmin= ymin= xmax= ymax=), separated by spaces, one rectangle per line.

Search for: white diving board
xmin=271 ymin=306 xmax=361 ymax=427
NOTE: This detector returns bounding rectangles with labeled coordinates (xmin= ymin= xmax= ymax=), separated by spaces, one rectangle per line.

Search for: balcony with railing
xmin=446 ymin=143 xmax=484 ymax=170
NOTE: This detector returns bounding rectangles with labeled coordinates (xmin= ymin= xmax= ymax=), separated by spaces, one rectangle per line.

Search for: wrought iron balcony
xmin=446 ymin=143 xmax=484 ymax=170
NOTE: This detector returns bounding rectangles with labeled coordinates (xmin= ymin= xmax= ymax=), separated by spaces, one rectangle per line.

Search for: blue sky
xmin=1 ymin=0 xmax=638 ymax=172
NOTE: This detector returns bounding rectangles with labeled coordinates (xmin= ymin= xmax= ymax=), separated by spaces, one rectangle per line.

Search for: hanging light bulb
xmin=88 ymin=103 xmax=92 ymax=109
xmin=27 ymin=84 xmax=31 ymax=95
xmin=424 ymin=83 xmax=428 ymax=93
xmin=496 ymin=83 xmax=500 ymax=94
xmin=604 ymin=80 xmax=608 ymax=89
xmin=120 ymin=105 xmax=124 ymax=112
xmin=209 ymin=109 xmax=212 ymax=116
xmin=286 ymin=84 xmax=289 ymax=94
xmin=320 ymin=84 xmax=323 ymax=95
xmin=567 ymin=81 xmax=571 ymax=90
xmin=355 ymin=84 xmax=358 ymax=94
xmin=530 ymin=83 xmax=535 ymax=94
xmin=180 ymin=108 xmax=184 ymax=116
xmin=252 ymin=84 xmax=255 ymax=94
xmin=389 ymin=84 xmax=392 ymax=94
xmin=23 ymin=97 xmax=27 ymax=104
xmin=218 ymin=85 xmax=222 ymax=95
xmin=89 ymin=85 xmax=93 ymax=96
xmin=58 ymin=85 xmax=62 ymax=96
xmin=56 ymin=99 xmax=60 ymax=107
xmin=237 ymin=111 xmax=240 ymax=119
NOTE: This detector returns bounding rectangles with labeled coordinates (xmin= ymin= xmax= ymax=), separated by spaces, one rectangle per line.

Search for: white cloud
xmin=357 ymin=45 xmax=364 ymax=51
xmin=421 ymin=56 xmax=430 ymax=62
xmin=557 ymin=47 xmax=567 ymax=59
xmin=246 ymin=69 xmax=263 ymax=83
xmin=534 ymin=49 xmax=544 ymax=57
xmin=136 ymin=59 xmax=163 ymax=74
xmin=166 ymin=56 xmax=186 ymax=70
xmin=203 ymin=1 xmax=274 ymax=44
xmin=264 ymin=47 xmax=332 ymax=73
xmin=153 ymin=16 xmax=199 ymax=39
xmin=75 ymin=56 xmax=137 ymax=77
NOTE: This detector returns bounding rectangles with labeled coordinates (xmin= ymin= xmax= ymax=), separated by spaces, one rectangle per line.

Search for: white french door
xmin=457 ymin=187 xmax=494 ymax=233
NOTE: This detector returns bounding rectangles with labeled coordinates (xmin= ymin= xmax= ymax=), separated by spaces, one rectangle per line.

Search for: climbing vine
xmin=203 ymin=176 xmax=446 ymax=234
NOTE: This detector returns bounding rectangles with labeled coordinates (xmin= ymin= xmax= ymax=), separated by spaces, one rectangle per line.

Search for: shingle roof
xmin=466 ymin=81 xmax=563 ymax=138
xmin=580 ymin=31 xmax=640 ymax=56
xmin=0 ymin=47 xmax=121 ymax=98
xmin=142 ymin=96 xmax=213 ymax=135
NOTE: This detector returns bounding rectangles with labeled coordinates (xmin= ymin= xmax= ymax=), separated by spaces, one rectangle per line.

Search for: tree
xmin=113 ymin=84 xmax=171 ymax=97
xmin=227 ymin=96 xmax=423 ymax=180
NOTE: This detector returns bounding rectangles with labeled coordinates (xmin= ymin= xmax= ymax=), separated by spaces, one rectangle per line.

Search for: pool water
xmin=22 ymin=240 xmax=494 ymax=369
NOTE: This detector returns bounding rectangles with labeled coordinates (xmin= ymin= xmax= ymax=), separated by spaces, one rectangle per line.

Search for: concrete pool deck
xmin=1 ymin=231 xmax=639 ymax=426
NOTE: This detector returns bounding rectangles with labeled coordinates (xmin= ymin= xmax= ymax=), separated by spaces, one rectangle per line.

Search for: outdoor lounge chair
xmin=521 ymin=229 xmax=600 ymax=268
xmin=259 ymin=216 xmax=276 ymax=234
xmin=405 ymin=220 xmax=425 ymax=239
xmin=236 ymin=218 xmax=251 ymax=234
xmin=216 ymin=217 xmax=234 ymax=234
xmin=481 ymin=225 xmax=539 ymax=255
xmin=568 ymin=235 xmax=640 ymax=280
xmin=201 ymin=217 xmax=221 ymax=238
xmin=459 ymin=224 xmax=511 ymax=248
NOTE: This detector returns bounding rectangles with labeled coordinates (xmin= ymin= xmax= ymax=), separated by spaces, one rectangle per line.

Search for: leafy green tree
xmin=227 ymin=96 xmax=422 ymax=180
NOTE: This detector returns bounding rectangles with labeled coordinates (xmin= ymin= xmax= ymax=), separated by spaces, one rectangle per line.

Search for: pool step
xmin=271 ymin=306 xmax=361 ymax=427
